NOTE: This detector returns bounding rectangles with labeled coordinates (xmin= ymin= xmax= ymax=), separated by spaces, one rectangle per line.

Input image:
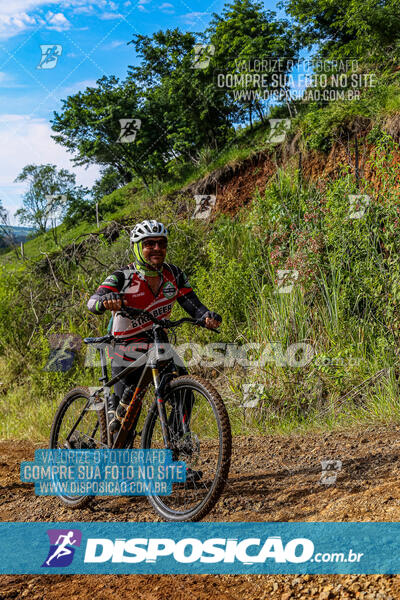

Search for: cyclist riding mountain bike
xmin=87 ymin=219 xmax=222 ymax=434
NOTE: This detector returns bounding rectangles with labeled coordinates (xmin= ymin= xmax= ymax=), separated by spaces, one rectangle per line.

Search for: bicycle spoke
xmin=57 ymin=401 xmax=102 ymax=449
xmin=144 ymin=383 xmax=223 ymax=516
xmin=50 ymin=389 xmax=108 ymax=507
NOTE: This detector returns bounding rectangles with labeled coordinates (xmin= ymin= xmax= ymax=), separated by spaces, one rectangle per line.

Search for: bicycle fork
xmin=152 ymin=366 xmax=173 ymax=450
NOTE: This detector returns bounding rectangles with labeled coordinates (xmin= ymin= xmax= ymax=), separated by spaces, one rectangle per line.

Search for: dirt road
xmin=2 ymin=425 xmax=400 ymax=599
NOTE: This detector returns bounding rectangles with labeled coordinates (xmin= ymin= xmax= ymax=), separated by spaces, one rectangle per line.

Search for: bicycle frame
xmin=87 ymin=322 xmax=186 ymax=449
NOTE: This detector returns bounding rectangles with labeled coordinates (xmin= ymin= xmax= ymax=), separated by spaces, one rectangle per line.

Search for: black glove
xmin=202 ymin=311 xmax=222 ymax=324
xmin=102 ymin=292 xmax=121 ymax=307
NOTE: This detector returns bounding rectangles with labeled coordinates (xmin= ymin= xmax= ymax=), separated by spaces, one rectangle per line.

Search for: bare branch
xmin=40 ymin=252 xmax=62 ymax=292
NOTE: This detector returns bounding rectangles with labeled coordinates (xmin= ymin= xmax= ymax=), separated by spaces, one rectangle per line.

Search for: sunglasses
xmin=142 ymin=238 xmax=168 ymax=249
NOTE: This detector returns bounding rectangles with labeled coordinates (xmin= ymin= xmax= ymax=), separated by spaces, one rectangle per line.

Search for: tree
xmin=14 ymin=164 xmax=87 ymax=237
xmin=61 ymin=195 xmax=97 ymax=228
xmin=62 ymin=167 xmax=126 ymax=227
xmin=280 ymin=0 xmax=400 ymax=64
xmin=51 ymin=76 xmax=169 ymax=189
xmin=128 ymin=29 xmax=235 ymax=168
xmin=207 ymin=0 xmax=300 ymax=124
xmin=92 ymin=167 xmax=125 ymax=203
xmin=50 ymin=12 xmax=299 ymax=184
xmin=0 ymin=201 xmax=12 ymax=243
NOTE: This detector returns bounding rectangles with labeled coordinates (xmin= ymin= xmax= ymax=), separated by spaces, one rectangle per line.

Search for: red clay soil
xmin=181 ymin=133 xmax=400 ymax=218
xmin=215 ymin=154 xmax=277 ymax=214
xmin=2 ymin=425 xmax=400 ymax=598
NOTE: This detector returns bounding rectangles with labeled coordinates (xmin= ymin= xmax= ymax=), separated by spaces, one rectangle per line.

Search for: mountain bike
xmin=49 ymin=306 xmax=232 ymax=522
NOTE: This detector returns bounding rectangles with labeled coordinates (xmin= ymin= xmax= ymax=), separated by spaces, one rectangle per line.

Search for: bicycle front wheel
xmin=141 ymin=375 xmax=231 ymax=521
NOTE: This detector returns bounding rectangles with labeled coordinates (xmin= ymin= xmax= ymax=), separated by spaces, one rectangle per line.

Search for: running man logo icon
xmin=42 ymin=529 xmax=82 ymax=567
xmin=37 ymin=45 xmax=62 ymax=69
xmin=117 ymin=119 xmax=141 ymax=143
xmin=320 ymin=460 xmax=342 ymax=485
xmin=267 ymin=118 xmax=291 ymax=144
xmin=192 ymin=194 xmax=216 ymax=219
xmin=348 ymin=194 xmax=370 ymax=219
xmin=192 ymin=44 xmax=215 ymax=69
xmin=242 ymin=383 xmax=265 ymax=409
xmin=275 ymin=269 xmax=299 ymax=294
xmin=43 ymin=334 xmax=81 ymax=373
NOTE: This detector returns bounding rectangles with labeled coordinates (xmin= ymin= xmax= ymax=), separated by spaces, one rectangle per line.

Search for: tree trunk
xmin=255 ymin=100 xmax=265 ymax=123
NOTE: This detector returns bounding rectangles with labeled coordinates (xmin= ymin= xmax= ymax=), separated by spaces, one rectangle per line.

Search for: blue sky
xmin=0 ymin=0 xmax=282 ymax=224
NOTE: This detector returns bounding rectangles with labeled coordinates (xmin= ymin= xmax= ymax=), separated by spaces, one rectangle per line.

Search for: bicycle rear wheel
xmin=49 ymin=386 xmax=107 ymax=508
xmin=141 ymin=375 xmax=231 ymax=521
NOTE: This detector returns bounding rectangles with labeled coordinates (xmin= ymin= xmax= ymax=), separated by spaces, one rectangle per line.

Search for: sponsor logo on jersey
xmin=162 ymin=281 xmax=176 ymax=299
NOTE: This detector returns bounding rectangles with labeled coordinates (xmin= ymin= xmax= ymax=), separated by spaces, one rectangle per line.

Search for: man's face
xmin=141 ymin=236 xmax=167 ymax=269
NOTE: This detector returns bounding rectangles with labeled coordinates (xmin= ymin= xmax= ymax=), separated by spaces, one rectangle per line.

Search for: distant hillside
xmin=0 ymin=226 xmax=36 ymax=248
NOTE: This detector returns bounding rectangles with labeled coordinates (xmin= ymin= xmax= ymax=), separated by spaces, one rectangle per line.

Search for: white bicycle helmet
xmin=130 ymin=220 xmax=168 ymax=244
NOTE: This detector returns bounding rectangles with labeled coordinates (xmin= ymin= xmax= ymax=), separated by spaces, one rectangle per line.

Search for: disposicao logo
xmin=42 ymin=529 xmax=82 ymax=568
xmin=83 ymin=536 xmax=314 ymax=564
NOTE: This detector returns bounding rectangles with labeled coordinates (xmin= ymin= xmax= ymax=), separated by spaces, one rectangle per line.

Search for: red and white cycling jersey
xmin=89 ymin=262 xmax=194 ymax=342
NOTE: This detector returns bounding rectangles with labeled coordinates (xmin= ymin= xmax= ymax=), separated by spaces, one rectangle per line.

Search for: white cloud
xmin=0 ymin=0 xmax=111 ymax=16
xmin=99 ymin=12 xmax=123 ymax=19
xmin=65 ymin=0 xmax=108 ymax=9
xmin=103 ymin=39 xmax=126 ymax=50
xmin=46 ymin=11 xmax=71 ymax=31
xmin=71 ymin=5 xmax=95 ymax=15
xmin=0 ymin=2 xmax=58 ymax=16
xmin=0 ymin=1 xmax=117 ymax=39
xmin=66 ymin=0 xmax=108 ymax=7
xmin=0 ymin=12 xmax=37 ymax=40
xmin=0 ymin=114 xmax=100 ymax=222
xmin=159 ymin=2 xmax=174 ymax=13
xmin=181 ymin=11 xmax=209 ymax=25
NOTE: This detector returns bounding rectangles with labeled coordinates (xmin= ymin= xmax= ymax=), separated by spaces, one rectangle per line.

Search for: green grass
xmin=2 ymin=102 xmax=400 ymax=441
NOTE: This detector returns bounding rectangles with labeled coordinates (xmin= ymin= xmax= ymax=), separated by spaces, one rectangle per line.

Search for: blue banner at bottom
xmin=1 ymin=522 xmax=399 ymax=574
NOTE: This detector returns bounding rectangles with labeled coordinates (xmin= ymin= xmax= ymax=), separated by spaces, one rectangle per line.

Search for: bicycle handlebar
xmin=117 ymin=306 xmax=220 ymax=333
